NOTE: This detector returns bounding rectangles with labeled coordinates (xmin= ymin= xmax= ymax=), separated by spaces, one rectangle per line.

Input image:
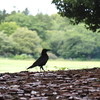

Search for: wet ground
xmin=0 ymin=68 xmax=100 ymax=100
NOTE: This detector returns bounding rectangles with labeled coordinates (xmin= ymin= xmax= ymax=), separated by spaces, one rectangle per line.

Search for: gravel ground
xmin=0 ymin=68 xmax=100 ymax=100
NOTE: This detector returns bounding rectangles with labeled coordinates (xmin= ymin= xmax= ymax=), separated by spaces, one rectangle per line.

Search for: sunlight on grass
xmin=0 ymin=58 xmax=100 ymax=73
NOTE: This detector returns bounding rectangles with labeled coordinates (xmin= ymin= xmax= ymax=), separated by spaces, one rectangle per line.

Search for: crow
xmin=27 ymin=49 xmax=50 ymax=71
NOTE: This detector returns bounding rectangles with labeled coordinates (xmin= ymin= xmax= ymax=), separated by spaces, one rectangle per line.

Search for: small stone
xmin=9 ymin=88 xmax=20 ymax=92
xmin=29 ymin=97 xmax=48 ymax=100
xmin=31 ymin=91 xmax=37 ymax=95
xmin=10 ymin=85 xmax=20 ymax=88
xmin=0 ymin=95 xmax=4 ymax=100
xmin=68 ymin=96 xmax=74 ymax=100
xmin=18 ymin=94 xmax=23 ymax=96
xmin=18 ymin=73 xmax=26 ymax=76
xmin=4 ymin=95 xmax=13 ymax=99
xmin=56 ymin=95 xmax=62 ymax=99
xmin=41 ymin=93 xmax=45 ymax=96
xmin=17 ymin=90 xmax=24 ymax=94
xmin=24 ymin=93 xmax=31 ymax=97
xmin=2 ymin=74 xmax=11 ymax=79
xmin=53 ymin=92 xmax=57 ymax=95
xmin=19 ymin=97 xmax=27 ymax=100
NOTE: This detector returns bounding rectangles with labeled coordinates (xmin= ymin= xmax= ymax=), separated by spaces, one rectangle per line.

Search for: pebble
xmin=31 ymin=91 xmax=37 ymax=95
xmin=19 ymin=97 xmax=27 ymax=100
xmin=4 ymin=95 xmax=13 ymax=99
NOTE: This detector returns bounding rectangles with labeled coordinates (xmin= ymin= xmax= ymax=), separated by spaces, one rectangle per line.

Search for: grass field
xmin=0 ymin=58 xmax=100 ymax=73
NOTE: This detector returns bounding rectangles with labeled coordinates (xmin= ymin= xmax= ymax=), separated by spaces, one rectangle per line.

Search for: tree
xmin=0 ymin=31 xmax=18 ymax=56
xmin=50 ymin=14 xmax=70 ymax=31
xmin=34 ymin=13 xmax=53 ymax=40
xmin=22 ymin=8 xmax=30 ymax=16
xmin=59 ymin=29 xmax=98 ymax=59
xmin=52 ymin=0 xmax=100 ymax=32
xmin=5 ymin=13 xmax=29 ymax=27
xmin=0 ymin=9 xmax=9 ymax=23
xmin=5 ymin=13 xmax=50 ymax=40
xmin=0 ymin=22 xmax=19 ymax=36
xmin=11 ymin=27 xmax=42 ymax=55
xmin=47 ymin=30 xmax=65 ymax=56
xmin=11 ymin=11 xmax=17 ymax=15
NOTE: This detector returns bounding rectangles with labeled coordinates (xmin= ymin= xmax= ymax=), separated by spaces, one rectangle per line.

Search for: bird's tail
xmin=27 ymin=65 xmax=35 ymax=70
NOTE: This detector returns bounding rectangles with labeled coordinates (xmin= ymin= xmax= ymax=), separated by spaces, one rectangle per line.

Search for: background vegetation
xmin=0 ymin=8 xmax=100 ymax=60
xmin=52 ymin=0 xmax=100 ymax=32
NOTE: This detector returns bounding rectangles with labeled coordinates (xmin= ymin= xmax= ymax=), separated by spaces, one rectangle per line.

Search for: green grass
xmin=0 ymin=58 xmax=100 ymax=73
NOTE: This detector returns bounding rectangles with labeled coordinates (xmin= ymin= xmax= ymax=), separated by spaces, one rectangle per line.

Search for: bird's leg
xmin=41 ymin=66 xmax=45 ymax=72
xmin=41 ymin=66 xmax=45 ymax=77
xmin=39 ymin=67 xmax=44 ymax=77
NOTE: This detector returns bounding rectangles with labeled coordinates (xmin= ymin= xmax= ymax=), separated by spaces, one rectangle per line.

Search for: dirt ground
xmin=0 ymin=68 xmax=100 ymax=100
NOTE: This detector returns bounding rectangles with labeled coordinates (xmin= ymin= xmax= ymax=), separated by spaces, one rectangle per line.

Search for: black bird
xmin=27 ymin=49 xmax=50 ymax=71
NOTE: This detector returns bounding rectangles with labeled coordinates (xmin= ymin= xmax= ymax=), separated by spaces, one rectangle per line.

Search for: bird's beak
xmin=47 ymin=49 xmax=51 ymax=51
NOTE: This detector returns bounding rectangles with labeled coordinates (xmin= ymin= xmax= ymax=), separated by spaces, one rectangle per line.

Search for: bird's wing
xmin=33 ymin=55 xmax=48 ymax=66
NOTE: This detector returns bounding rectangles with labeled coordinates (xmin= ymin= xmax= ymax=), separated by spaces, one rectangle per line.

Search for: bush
xmin=13 ymin=54 xmax=33 ymax=60
xmin=48 ymin=52 xmax=58 ymax=59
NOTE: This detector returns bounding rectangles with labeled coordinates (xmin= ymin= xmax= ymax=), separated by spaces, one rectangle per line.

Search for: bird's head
xmin=41 ymin=49 xmax=51 ymax=55
xmin=43 ymin=49 xmax=51 ymax=52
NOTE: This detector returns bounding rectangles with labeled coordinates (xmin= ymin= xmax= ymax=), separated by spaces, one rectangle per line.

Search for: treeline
xmin=0 ymin=8 xmax=100 ymax=60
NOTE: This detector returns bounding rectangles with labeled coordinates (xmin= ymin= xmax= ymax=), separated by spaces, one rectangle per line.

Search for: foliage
xmin=52 ymin=0 xmax=100 ymax=32
xmin=34 ymin=13 xmax=53 ymax=40
xmin=11 ymin=27 xmax=42 ymax=55
xmin=0 ymin=9 xmax=100 ymax=59
xmin=58 ymin=24 xmax=100 ymax=59
xmin=0 ymin=9 xmax=9 ymax=23
xmin=22 ymin=8 xmax=30 ymax=16
xmin=5 ymin=13 xmax=30 ymax=27
xmin=5 ymin=13 xmax=53 ymax=41
xmin=0 ymin=22 xmax=19 ymax=36
xmin=5 ymin=13 xmax=51 ymax=35
xmin=50 ymin=14 xmax=70 ymax=31
xmin=54 ymin=66 xmax=66 ymax=70
xmin=0 ymin=31 xmax=18 ymax=56
xmin=13 ymin=54 xmax=33 ymax=60
xmin=47 ymin=30 xmax=65 ymax=56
